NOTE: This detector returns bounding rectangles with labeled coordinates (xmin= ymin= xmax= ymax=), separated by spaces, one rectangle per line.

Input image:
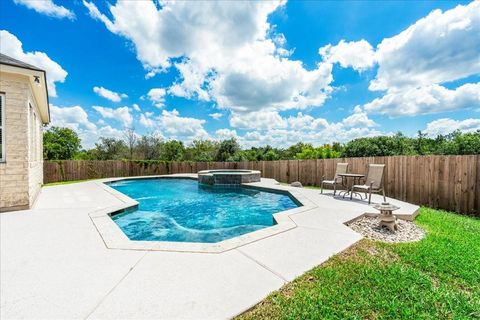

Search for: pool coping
xmin=89 ymin=174 xmax=317 ymax=253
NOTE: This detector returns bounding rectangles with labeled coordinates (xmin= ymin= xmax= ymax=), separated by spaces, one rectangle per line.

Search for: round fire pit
xmin=198 ymin=169 xmax=261 ymax=186
xmin=372 ymin=202 xmax=400 ymax=232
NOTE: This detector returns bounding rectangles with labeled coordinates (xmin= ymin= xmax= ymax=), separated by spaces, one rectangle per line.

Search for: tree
xmin=233 ymin=146 xmax=281 ymax=161
xmin=74 ymin=149 xmax=96 ymax=160
xmin=331 ymin=142 xmax=343 ymax=153
xmin=281 ymin=142 xmax=313 ymax=159
xmin=183 ymin=140 xmax=218 ymax=162
xmin=295 ymin=145 xmax=317 ymax=159
xmin=263 ymin=149 xmax=280 ymax=161
xmin=90 ymin=137 xmax=128 ymax=160
xmin=438 ymin=130 xmax=480 ymax=155
xmin=232 ymin=149 xmax=258 ymax=161
xmin=124 ymin=128 xmax=137 ymax=160
xmin=43 ymin=126 xmax=81 ymax=160
xmin=69 ymin=129 xmax=480 ymax=161
xmin=454 ymin=131 xmax=480 ymax=155
xmin=135 ymin=134 xmax=163 ymax=160
xmin=160 ymin=140 xmax=185 ymax=161
xmin=293 ymin=144 xmax=341 ymax=159
xmin=215 ymin=138 xmax=240 ymax=161
xmin=342 ymin=135 xmax=416 ymax=157
xmin=414 ymin=131 xmax=432 ymax=155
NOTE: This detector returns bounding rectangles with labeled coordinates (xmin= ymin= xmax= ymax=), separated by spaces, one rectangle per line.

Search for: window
xmin=29 ymin=104 xmax=35 ymax=161
xmin=0 ymin=93 xmax=4 ymax=162
xmin=38 ymin=122 xmax=42 ymax=161
xmin=34 ymin=112 xmax=39 ymax=161
xmin=28 ymin=103 xmax=41 ymax=162
xmin=33 ymin=111 xmax=37 ymax=161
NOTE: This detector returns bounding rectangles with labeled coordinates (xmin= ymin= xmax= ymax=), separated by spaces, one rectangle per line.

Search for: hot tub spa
xmin=198 ymin=169 xmax=261 ymax=186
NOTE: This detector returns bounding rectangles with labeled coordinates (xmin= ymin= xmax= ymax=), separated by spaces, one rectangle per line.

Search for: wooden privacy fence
xmin=44 ymin=155 xmax=480 ymax=216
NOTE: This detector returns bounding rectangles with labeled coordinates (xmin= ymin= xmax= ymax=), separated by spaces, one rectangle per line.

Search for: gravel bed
xmin=347 ymin=216 xmax=425 ymax=243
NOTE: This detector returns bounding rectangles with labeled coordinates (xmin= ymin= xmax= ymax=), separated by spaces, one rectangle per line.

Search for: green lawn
xmin=237 ymin=208 xmax=480 ymax=319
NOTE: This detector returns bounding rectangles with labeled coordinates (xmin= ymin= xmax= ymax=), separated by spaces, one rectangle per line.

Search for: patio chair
xmin=350 ymin=164 xmax=386 ymax=204
xmin=320 ymin=163 xmax=349 ymax=195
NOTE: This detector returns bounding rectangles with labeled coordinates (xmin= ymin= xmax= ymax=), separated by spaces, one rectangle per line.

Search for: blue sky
xmin=1 ymin=0 xmax=479 ymax=148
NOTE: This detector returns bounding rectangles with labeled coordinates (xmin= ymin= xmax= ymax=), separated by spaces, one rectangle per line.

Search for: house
xmin=0 ymin=53 xmax=50 ymax=212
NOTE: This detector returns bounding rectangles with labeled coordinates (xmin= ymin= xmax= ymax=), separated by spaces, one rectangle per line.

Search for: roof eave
xmin=0 ymin=63 xmax=50 ymax=124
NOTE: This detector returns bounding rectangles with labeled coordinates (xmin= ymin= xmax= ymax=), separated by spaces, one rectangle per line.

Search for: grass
xmin=237 ymin=208 xmax=480 ymax=319
xmin=44 ymin=179 xmax=97 ymax=186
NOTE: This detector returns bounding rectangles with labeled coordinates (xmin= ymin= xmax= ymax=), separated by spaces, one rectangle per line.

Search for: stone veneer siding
xmin=0 ymin=73 xmax=44 ymax=211
xmin=198 ymin=171 xmax=261 ymax=185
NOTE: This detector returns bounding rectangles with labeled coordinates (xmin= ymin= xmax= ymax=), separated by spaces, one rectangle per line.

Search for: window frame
xmin=29 ymin=103 xmax=35 ymax=162
xmin=0 ymin=93 xmax=5 ymax=163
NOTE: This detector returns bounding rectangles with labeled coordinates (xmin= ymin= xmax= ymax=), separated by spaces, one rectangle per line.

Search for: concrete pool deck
xmin=1 ymin=174 xmax=419 ymax=319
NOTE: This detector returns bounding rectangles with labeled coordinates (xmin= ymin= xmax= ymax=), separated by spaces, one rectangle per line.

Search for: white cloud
xmin=424 ymin=118 xmax=480 ymax=136
xmin=0 ymin=30 xmax=67 ymax=97
xmin=287 ymin=113 xmax=329 ymax=131
xmin=229 ymin=108 xmax=370 ymax=134
xmin=344 ymin=2 xmax=480 ymax=118
xmin=49 ymin=104 xmax=96 ymax=131
xmin=364 ymin=83 xmax=480 ymax=116
xmin=370 ymin=1 xmax=480 ymax=91
xmin=273 ymin=33 xmax=286 ymax=46
xmin=342 ymin=106 xmax=377 ymax=127
xmin=209 ymin=113 xmax=223 ymax=120
xmin=83 ymin=1 xmax=283 ymax=73
xmin=93 ymin=86 xmax=128 ymax=102
xmin=215 ymin=128 xmax=238 ymax=140
xmin=237 ymin=126 xmax=383 ymax=149
xmin=49 ymin=104 xmax=384 ymax=149
xmin=49 ymin=104 xmax=124 ymax=148
xmin=80 ymin=106 xmax=381 ymax=149
xmin=147 ymin=88 xmax=166 ymax=108
xmin=319 ymin=39 xmax=375 ymax=71
xmin=83 ymin=1 xmax=334 ymax=115
xmin=230 ymin=110 xmax=287 ymax=130
xmin=139 ymin=112 xmax=155 ymax=128
xmin=50 ymin=105 xmax=210 ymax=144
xmin=132 ymin=104 xmax=141 ymax=112
xmin=14 ymin=0 xmax=75 ymax=20
xmin=93 ymin=106 xmax=133 ymax=128
xmin=156 ymin=109 xmax=208 ymax=141
xmin=136 ymin=109 xmax=210 ymax=142
xmin=225 ymin=108 xmax=382 ymax=148
xmin=168 ymin=61 xmax=211 ymax=101
xmin=82 ymin=125 xmax=124 ymax=148
xmin=210 ymin=57 xmax=333 ymax=112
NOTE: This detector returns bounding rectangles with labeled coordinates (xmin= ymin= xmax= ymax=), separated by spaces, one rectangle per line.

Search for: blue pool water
xmin=108 ymin=178 xmax=299 ymax=243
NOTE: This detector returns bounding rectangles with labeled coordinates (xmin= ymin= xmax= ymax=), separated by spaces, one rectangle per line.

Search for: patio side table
xmin=337 ymin=173 xmax=365 ymax=199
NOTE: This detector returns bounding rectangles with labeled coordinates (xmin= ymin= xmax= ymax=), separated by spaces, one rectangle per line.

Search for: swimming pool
xmin=108 ymin=178 xmax=299 ymax=243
